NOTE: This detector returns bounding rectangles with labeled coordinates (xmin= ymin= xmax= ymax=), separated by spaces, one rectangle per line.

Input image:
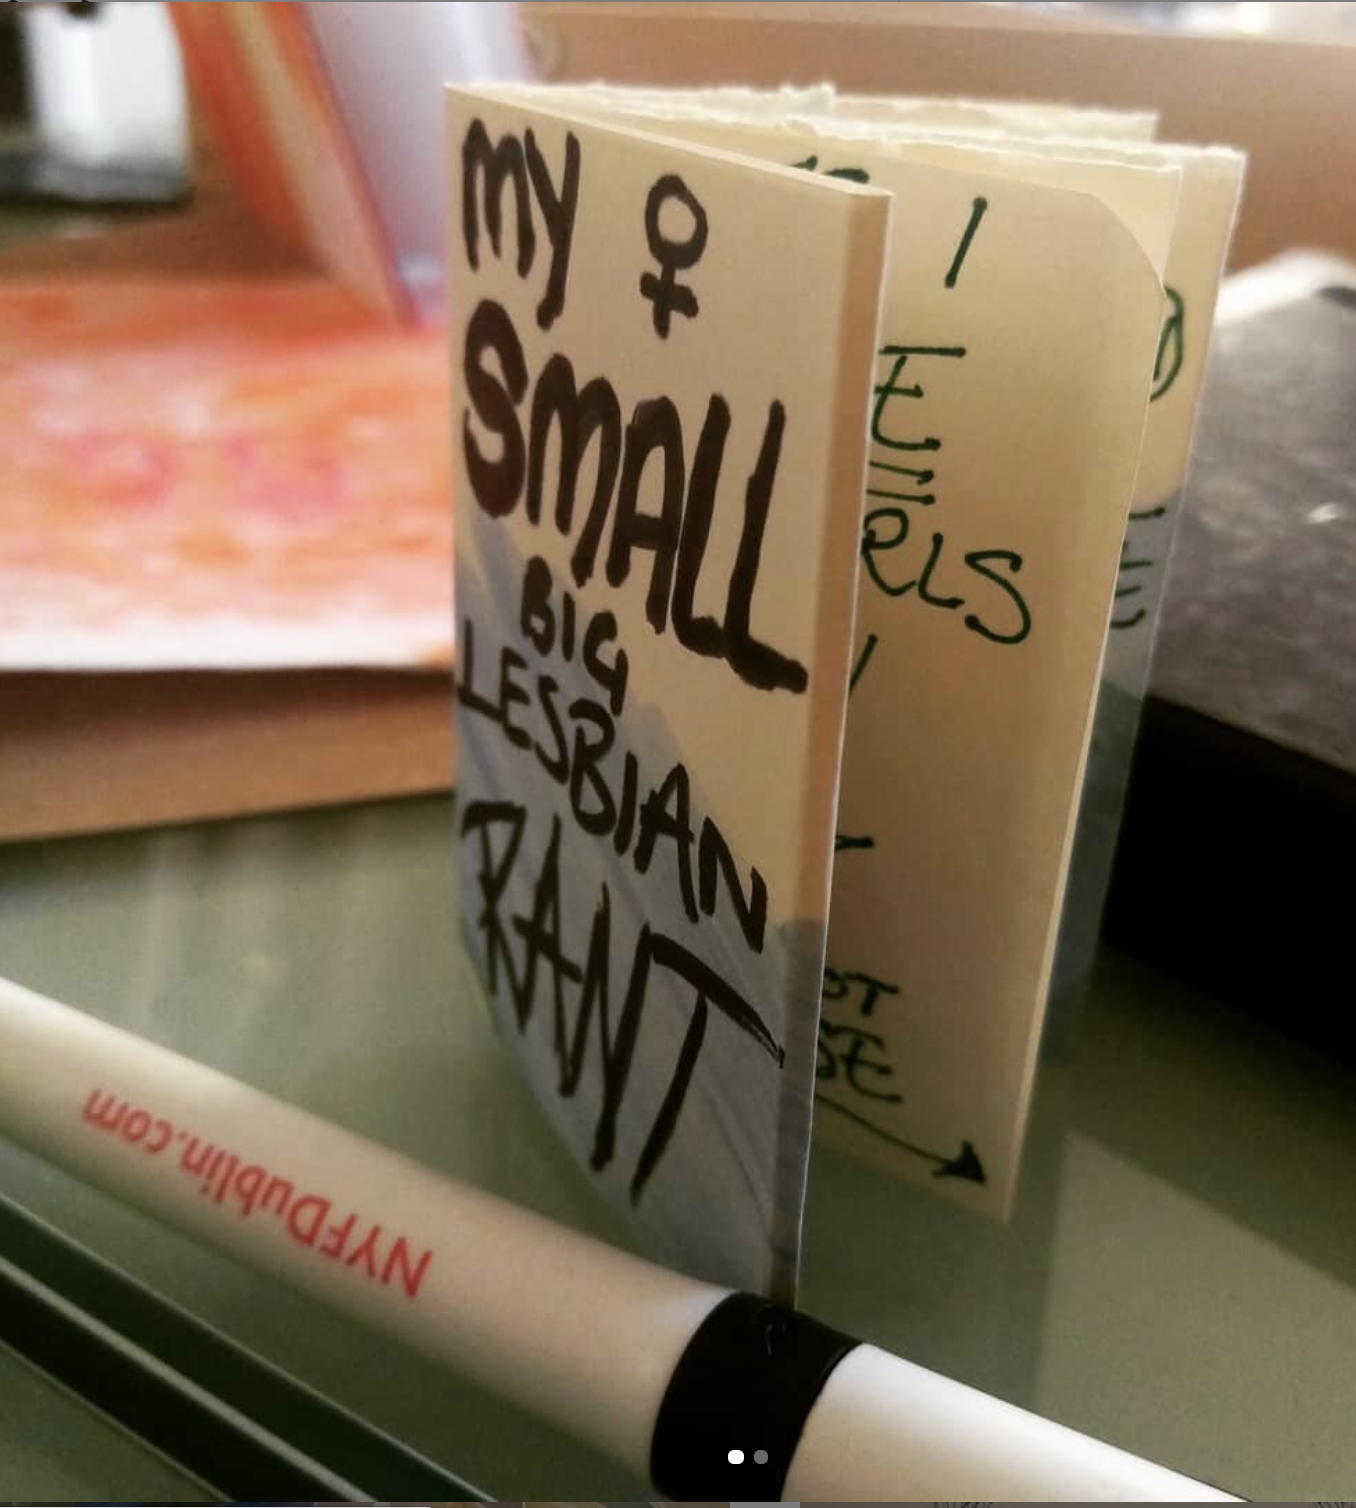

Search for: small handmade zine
xmin=447 ymin=83 xmax=1243 ymax=1298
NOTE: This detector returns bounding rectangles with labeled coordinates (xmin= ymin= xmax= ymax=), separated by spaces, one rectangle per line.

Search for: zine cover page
xmin=448 ymin=87 xmax=890 ymax=1299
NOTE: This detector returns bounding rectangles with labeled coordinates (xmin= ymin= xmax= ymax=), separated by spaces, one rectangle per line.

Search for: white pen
xmin=0 ymin=973 xmax=1236 ymax=1501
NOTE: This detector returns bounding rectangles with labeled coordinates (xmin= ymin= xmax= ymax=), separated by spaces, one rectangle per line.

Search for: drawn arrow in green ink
xmin=816 ymin=1096 xmax=987 ymax=1184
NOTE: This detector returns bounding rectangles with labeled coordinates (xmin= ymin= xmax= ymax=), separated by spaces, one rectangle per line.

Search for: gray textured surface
xmin=1152 ymin=291 xmax=1356 ymax=772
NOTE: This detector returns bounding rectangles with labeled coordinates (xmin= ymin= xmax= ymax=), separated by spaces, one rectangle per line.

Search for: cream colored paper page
xmin=549 ymin=83 xmax=1157 ymax=141
xmin=447 ymin=89 xmax=890 ymax=1296
xmin=508 ymin=97 xmax=1175 ymax=1213
xmin=832 ymin=94 xmax=1159 ymax=141
xmin=573 ymin=81 xmax=837 ymax=116
xmin=819 ymin=166 xmax=1163 ymax=1213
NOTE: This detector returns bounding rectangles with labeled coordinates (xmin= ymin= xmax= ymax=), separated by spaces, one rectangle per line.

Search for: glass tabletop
xmin=0 ymin=1340 xmax=221 ymax=1502
xmin=2 ymin=795 xmax=1355 ymax=1500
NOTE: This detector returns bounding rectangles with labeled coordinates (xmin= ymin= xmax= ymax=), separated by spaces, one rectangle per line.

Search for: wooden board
xmin=0 ymin=671 xmax=453 ymax=842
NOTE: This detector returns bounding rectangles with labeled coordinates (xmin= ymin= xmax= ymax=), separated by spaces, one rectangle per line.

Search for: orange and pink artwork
xmin=1 ymin=278 xmax=453 ymax=669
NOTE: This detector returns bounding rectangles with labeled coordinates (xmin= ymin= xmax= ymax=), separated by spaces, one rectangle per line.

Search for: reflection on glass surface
xmin=0 ymin=1342 xmax=219 ymax=1501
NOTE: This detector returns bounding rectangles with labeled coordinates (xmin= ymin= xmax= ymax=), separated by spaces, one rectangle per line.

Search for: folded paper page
xmin=831 ymin=92 xmax=1159 ymax=141
xmin=816 ymin=157 xmax=1164 ymax=1215
xmin=569 ymin=83 xmax=1157 ymax=141
xmin=447 ymin=88 xmax=891 ymax=1297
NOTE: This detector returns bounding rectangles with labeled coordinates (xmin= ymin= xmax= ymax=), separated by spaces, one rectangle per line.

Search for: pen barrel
xmin=786 ymin=1342 xmax=1236 ymax=1501
xmin=0 ymin=974 xmax=720 ymax=1475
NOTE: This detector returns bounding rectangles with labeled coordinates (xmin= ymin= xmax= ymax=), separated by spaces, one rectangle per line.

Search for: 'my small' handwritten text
xmin=458 ymin=115 xmax=798 ymax=1203
xmin=462 ymin=117 xmax=806 ymax=696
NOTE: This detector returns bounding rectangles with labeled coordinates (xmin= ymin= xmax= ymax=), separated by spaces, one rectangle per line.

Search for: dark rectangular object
xmin=1105 ymin=264 xmax=1356 ymax=1058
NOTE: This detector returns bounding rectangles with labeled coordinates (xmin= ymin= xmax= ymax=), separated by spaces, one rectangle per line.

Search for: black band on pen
xmin=649 ymin=1290 xmax=860 ymax=1499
